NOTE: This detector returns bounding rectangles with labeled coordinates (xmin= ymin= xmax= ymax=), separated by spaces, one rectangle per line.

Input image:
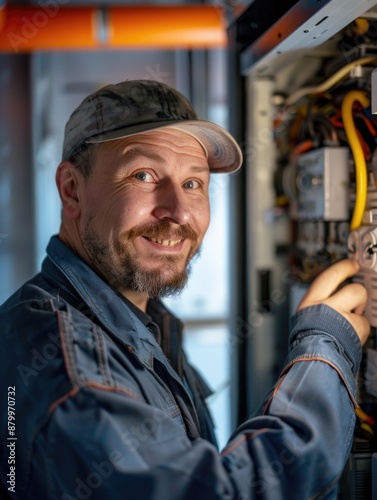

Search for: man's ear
xmin=56 ymin=161 xmax=83 ymax=219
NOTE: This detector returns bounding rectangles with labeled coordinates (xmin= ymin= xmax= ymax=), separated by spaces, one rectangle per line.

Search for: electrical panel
xmin=232 ymin=1 xmax=377 ymax=496
xmin=265 ymin=12 xmax=377 ymax=497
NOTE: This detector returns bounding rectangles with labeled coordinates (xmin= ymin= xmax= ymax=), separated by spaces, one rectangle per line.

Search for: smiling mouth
xmin=144 ymin=236 xmax=183 ymax=247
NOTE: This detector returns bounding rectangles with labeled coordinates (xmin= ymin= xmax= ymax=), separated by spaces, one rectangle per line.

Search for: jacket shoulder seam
xmin=48 ymin=382 xmax=139 ymax=416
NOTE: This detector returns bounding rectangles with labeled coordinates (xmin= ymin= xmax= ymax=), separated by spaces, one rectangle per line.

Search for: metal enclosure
xmin=229 ymin=0 xmax=377 ymax=420
xmin=230 ymin=0 xmax=377 ymax=494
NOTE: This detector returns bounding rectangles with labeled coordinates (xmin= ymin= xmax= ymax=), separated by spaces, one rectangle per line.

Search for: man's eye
xmin=134 ymin=171 xmax=154 ymax=182
xmin=183 ymin=180 xmax=200 ymax=189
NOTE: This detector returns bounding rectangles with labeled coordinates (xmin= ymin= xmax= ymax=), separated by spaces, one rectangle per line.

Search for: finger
xmin=354 ymin=303 xmax=366 ymax=316
xmin=298 ymin=259 xmax=359 ymax=309
xmin=325 ymin=283 xmax=367 ymax=314
xmin=346 ymin=314 xmax=370 ymax=346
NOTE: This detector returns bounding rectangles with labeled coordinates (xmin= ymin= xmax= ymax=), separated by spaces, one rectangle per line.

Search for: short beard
xmin=82 ymin=214 xmax=200 ymax=299
xmin=120 ymin=250 xmax=193 ymax=299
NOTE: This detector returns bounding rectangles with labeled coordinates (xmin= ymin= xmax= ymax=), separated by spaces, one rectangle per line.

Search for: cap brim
xmin=86 ymin=120 xmax=243 ymax=173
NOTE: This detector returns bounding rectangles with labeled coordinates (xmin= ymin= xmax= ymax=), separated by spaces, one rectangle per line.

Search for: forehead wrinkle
xmin=120 ymin=147 xmax=165 ymax=165
xmin=100 ymin=128 xmax=208 ymax=160
xmin=110 ymin=145 xmax=209 ymax=174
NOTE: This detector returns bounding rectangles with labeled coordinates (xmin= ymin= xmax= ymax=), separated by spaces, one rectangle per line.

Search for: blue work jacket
xmin=0 ymin=236 xmax=362 ymax=499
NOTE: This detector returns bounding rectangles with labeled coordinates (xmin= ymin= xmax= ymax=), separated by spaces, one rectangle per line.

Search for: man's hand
xmin=297 ymin=259 xmax=370 ymax=346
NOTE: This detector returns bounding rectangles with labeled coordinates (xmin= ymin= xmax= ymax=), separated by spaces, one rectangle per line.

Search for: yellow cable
xmin=341 ymin=90 xmax=370 ymax=231
xmin=286 ymin=57 xmax=377 ymax=106
xmin=355 ymin=18 xmax=369 ymax=35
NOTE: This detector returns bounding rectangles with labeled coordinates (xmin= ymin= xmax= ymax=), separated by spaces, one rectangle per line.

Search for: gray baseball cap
xmin=62 ymin=80 xmax=242 ymax=173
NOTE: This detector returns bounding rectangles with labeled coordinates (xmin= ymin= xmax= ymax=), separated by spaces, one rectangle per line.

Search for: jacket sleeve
xmin=30 ymin=304 xmax=361 ymax=500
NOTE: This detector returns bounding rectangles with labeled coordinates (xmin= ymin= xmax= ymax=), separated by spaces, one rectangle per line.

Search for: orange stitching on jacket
xmin=48 ymin=388 xmax=80 ymax=415
xmin=267 ymin=357 xmax=358 ymax=410
xmin=48 ymin=382 xmax=139 ymax=416
xmin=56 ymin=309 xmax=78 ymax=387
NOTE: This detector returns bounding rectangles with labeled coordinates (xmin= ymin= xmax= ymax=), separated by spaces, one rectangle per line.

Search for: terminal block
xmin=348 ymin=211 xmax=377 ymax=327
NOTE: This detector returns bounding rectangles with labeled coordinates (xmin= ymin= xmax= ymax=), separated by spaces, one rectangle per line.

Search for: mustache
xmin=126 ymin=220 xmax=198 ymax=242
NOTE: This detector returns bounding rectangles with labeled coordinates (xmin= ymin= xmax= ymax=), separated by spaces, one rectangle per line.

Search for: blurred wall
xmin=0 ymin=55 xmax=35 ymax=303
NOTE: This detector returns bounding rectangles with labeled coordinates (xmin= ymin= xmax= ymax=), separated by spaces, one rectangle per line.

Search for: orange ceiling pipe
xmin=0 ymin=5 xmax=226 ymax=53
xmin=0 ymin=5 xmax=5 ymax=34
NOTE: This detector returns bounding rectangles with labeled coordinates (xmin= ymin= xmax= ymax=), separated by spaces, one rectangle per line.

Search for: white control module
xmin=296 ymin=147 xmax=349 ymax=221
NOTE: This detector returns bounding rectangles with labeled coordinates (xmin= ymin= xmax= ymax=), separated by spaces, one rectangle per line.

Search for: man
xmin=0 ymin=80 xmax=370 ymax=499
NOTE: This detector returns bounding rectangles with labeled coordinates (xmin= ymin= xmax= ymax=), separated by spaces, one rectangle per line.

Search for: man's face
xmin=77 ymin=128 xmax=211 ymax=299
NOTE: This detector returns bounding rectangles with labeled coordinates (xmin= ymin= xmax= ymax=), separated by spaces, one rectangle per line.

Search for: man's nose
xmin=152 ymin=182 xmax=191 ymax=225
